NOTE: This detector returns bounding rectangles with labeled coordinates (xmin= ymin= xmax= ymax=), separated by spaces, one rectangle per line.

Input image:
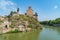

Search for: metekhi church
xmin=25 ymin=6 xmax=38 ymax=20
xmin=12 ymin=6 xmax=38 ymax=20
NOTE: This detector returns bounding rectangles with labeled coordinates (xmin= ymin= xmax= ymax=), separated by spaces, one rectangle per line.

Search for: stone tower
xmin=25 ymin=6 xmax=34 ymax=17
xmin=25 ymin=6 xmax=38 ymax=20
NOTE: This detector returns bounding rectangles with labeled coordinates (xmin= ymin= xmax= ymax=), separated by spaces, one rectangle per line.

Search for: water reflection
xmin=44 ymin=25 xmax=60 ymax=34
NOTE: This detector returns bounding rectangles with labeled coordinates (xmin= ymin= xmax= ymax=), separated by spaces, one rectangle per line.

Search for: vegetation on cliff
xmin=0 ymin=7 xmax=42 ymax=33
xmin=7 ymin=11 xmax=41 ymax=29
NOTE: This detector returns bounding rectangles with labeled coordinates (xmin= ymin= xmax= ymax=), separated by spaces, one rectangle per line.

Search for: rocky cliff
xmin=0 ymin=7 xmax=42 ymax=34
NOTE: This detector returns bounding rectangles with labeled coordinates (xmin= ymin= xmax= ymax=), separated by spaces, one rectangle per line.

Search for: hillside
xmin=7 ymin=12 xmax=42 ymax=30
xmin=0 ymin=8 xmax=42 ymax=34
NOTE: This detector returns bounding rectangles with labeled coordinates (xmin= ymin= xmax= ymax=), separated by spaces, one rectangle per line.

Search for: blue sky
xmin=0 ymin=0 xmax=60 ymax=21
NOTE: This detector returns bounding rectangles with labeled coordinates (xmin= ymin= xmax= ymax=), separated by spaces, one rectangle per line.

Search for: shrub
xmin=10 ymin=24 xmax=14 ymax=28
xmin=8 ymin=29 xmax=19 ymax=33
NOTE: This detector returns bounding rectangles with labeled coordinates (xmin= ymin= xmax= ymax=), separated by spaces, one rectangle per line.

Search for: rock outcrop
xmin=0 ymin=6 xmax=42 ymax=34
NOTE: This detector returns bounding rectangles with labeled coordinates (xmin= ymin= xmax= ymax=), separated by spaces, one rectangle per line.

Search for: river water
xmin=38 ymin=25 xmax=60 ymax=40
xmin=0 ymin=25 xmax=60 ymax=40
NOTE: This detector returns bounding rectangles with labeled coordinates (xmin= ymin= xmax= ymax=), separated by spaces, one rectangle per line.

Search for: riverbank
xmin=40 ymin=24 xmax=60 ymax=27
xmin=0 ymin=28 xmax=42 ymax=35
xmin=40 ymin=18 xmax=60 ymax=27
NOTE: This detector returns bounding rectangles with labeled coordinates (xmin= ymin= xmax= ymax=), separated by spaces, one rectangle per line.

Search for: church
xmin=11 ymin=6 xmax=38 ymax=20
xmin=25 ymin=6 xmax=38 ymax=20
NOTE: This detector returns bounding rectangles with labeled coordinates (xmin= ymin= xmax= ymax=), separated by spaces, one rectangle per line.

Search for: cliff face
xmin=8 ymin=13 xmax=41 ymax=29
xmin=0 ymin=7 xmax=42 ymax=34
xmin=0 ymin=13 xmax=41 ymax=34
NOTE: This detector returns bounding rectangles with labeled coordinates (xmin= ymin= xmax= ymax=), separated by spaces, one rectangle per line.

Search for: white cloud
xmin=0 ymin=0 xmax=17 ymax=16
xmin=54 ymin=5 xmax=58 ymax=9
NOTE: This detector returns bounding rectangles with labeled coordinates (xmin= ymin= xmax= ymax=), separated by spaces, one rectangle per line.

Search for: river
xmin=38 ymin=25 xmax=60 ymax=40
xmin=0 ymin=25 xmax=60 ymax=40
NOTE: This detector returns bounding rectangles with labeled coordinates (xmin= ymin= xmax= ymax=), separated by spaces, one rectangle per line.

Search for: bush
xmin=8 ymin=29 xmax=19 ymax=33
xmin=10 ymin=24 xmax=14 ymax=28
xmin=13 ymin=29 xmax=19 ymax=33
xmin=0 ymin=20 xmax=2 ymax=24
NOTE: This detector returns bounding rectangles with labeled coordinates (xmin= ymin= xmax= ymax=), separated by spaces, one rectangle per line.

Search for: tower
xmin=25 ymin=6 xmax=34 ymax=17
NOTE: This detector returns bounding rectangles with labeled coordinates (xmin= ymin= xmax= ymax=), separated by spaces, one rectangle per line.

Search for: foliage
xmin=10 ymin=24 xmax=14 ymax=28
xmin=8 ymin=29 xmax=19 ymax=33
xmin=7 ymin=12 xmax=41 ymax=29
xmin=14 ymin=29 xmax=19 ymax=33
xmin=0 ymin=20 xmax=3 ymax=24
xmin=10 ymin=11 xmax=13 ymax=16
xmin=40 ymin=18 xmax=60 ymax=26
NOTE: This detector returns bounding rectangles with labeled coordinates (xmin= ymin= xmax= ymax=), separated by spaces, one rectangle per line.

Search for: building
xmin=25 ymin=6 xmax=34 ymax=17
xmin=25 ymin=6 xmax=38 ymax=20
